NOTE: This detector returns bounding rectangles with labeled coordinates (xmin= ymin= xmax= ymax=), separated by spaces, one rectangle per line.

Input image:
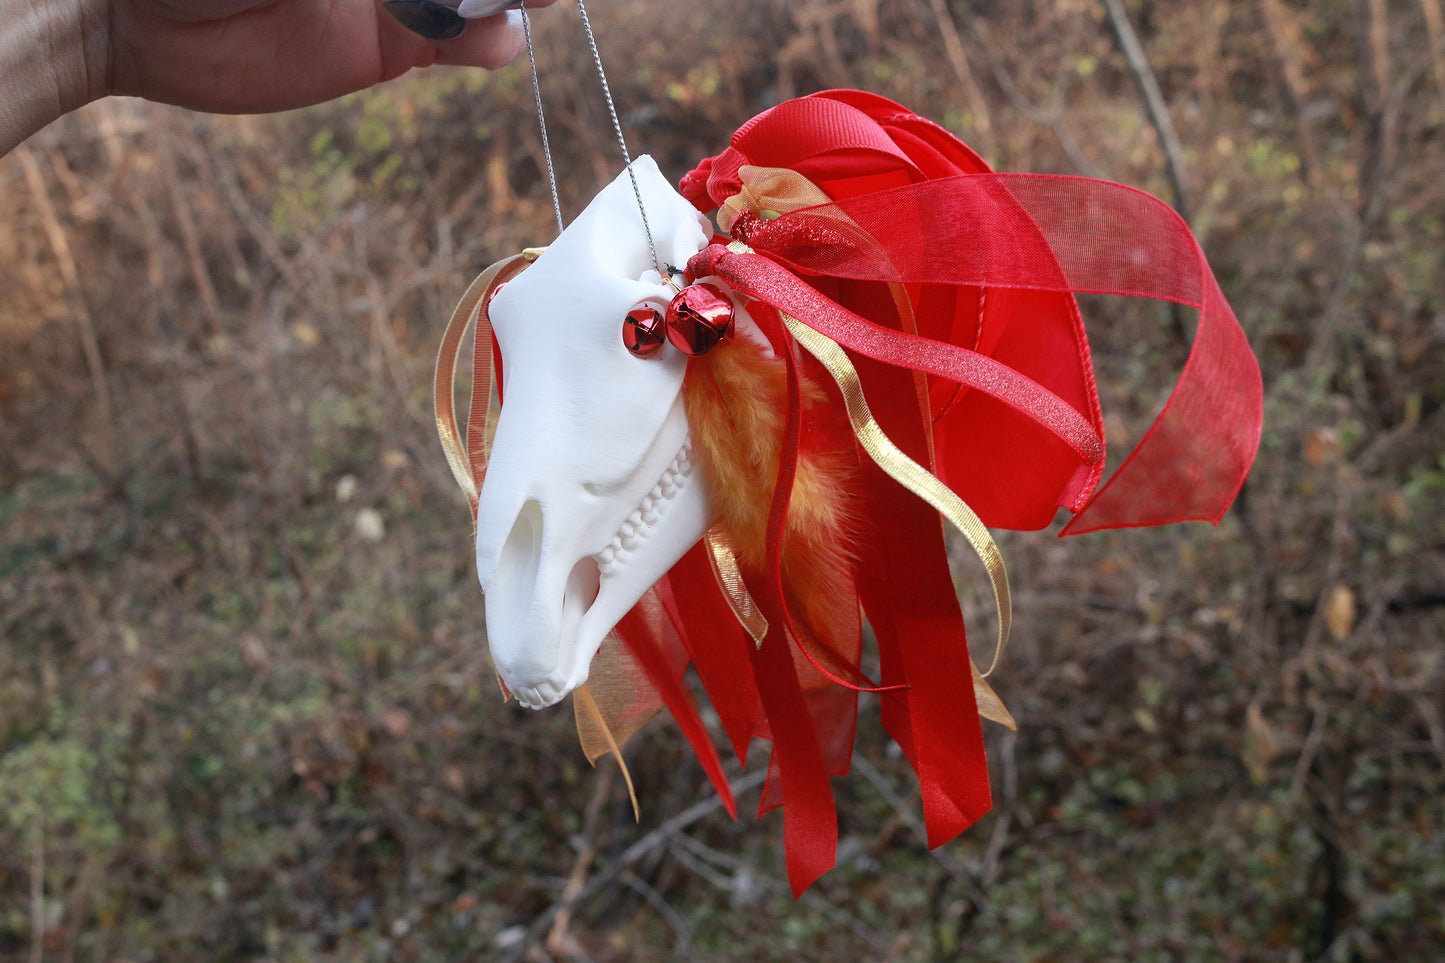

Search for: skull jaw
xmin=480 ymin=412 xmax=712 ymax=710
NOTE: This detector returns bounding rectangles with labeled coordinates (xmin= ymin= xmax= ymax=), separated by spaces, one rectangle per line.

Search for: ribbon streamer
xmin=703 ymin=528 xmax=770 ymax=647
xmin=433 ymin=259 xmax=506 ymax=507
xmin=574 ymin=682 xmax=641 ymax=821
xmin=781 ymin=312 xmax=1012 ymax=677
xmin=716 ymin=174 xmax=1262 ymax=533
xmin=433 ymin=250 xmax=542 ymax=508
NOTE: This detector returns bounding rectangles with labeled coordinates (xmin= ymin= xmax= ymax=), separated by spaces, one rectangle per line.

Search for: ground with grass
xmin=2 ymin=1 xmax=1442 ymax=960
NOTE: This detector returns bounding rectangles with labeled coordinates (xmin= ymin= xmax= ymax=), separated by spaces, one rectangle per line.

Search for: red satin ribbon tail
xmin=850 ymin=346 xmax=994 ymax=847
xmin=749 ymin=604 xmax=839 ymax=897
xmin=666 ymin=545 xmax=767 ymax=764
xmin=741 ymin=301 xmax=841 ymax=894
xmin=614 ymin=598 xmax=737 ymax=820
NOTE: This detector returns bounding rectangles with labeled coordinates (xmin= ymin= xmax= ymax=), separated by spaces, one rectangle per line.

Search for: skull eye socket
xmin=622 ymin=304 xmax=667 ymax=358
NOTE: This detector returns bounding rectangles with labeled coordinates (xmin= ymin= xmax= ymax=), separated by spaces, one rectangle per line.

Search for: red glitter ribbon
xmin=716 ymin=174 xmax=1262 ymax=534
xmin=655 ymin=91 xmax=1259 ymax=896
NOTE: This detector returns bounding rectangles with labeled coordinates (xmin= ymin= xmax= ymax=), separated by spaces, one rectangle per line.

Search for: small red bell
xmin=664 ymin=283 xmax=734 ymax=356
xmin=623 ymin=306 xmax=666 ymax=357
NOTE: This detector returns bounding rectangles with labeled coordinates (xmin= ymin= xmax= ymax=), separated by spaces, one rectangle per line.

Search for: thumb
xmin=431 ymin=8 xmax=525 ymax=69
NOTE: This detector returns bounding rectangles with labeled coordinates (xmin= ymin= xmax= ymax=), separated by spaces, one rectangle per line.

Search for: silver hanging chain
xmin=513 ymin=0 xmax=664 ymax=276
xmin=574 ymin=0 xmax=664 ymax=278
xmin=519 ymin=2 xmax=564 ymax=237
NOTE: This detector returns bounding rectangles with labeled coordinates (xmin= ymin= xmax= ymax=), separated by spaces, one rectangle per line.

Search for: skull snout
xmin=480 ymin=497 xmax=603 ymax=708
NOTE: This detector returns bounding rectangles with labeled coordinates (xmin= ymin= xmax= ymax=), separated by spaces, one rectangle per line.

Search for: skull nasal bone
xmin=560 ymin=556 xmax=602 ymax=651
xmin=491 ymin=498 xmax=543 ymax=599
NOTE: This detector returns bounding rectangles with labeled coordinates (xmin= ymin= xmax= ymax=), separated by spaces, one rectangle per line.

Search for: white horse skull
xmin=476 ymin=157 xmax=717 ymax=709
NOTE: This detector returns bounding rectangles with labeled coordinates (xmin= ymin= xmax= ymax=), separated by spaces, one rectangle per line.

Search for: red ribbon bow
xmin=608 ymin=91 xmax=1261 ymax=897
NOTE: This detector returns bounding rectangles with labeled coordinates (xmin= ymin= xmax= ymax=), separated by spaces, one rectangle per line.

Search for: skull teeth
xmin=596 ymin=438 xmax=693 ymax=577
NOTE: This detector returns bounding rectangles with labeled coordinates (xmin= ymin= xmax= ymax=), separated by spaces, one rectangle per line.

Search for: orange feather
xmin=682 ymin=331 xmax=863 ymax=676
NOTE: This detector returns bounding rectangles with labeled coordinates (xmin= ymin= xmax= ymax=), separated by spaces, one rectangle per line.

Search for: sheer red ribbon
xmin=698 ymin=173 xmax=1263 ymax=534
xmin=608 ymin=92 xmax=1260 ymax=898
xmin=666 ymin=173 xmax=1260 ymax=896
xmin=465 ymin=97 xmax=1260 ymax=897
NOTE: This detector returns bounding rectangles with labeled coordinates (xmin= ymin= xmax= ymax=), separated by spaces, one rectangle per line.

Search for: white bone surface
xmin=476 ymin=157 xmax=715 ymax=708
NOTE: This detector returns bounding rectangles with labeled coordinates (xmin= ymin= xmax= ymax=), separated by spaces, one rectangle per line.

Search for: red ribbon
xmin=698 ymin=173 xmax=1263 ymax=534
xmin=694 ymin=243 xmax=1106 ymax=467
xmin=672 ymin=171 xmax=1261 ymax=895
xmin=637 ymin=92 xmax=1261 ymax=897
xmin=612 ymin=590 xmax=737 ymax=820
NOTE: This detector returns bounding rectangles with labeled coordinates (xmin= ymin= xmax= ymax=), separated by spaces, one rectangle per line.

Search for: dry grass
xmin=1 ymin=0 xmax=1442 ymax=959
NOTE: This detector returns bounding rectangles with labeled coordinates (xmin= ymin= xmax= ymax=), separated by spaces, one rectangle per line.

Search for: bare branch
xmin=922 ymin=0 xmax=996 ymax=158
xmin=1422 ymin=0 xmax=1445 ymax=97
xmin=1101 ymin=0 xmax=1190 ymax=223
xmin=505 ymin=769 xmax=768 ymax=963
xmin=669 ymin=832 xmax=891 ymax=952
xmin=17 ymin=147 xmax=115 ymax=442
xmin=966 ymin=17 xmax=1107 ymax=179
xmin=1258 ymin=0 xmax=1324 ymax=187
xmin=620 ymin=871 xmax=697 ymax=958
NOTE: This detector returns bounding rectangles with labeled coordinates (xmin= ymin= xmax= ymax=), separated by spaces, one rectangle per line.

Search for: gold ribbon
xmin=715 ymin=159 xmax=1018 ymax=684
xmin=434 ymin=258 xmax=509 ymax=507
xmin=704 ymin=528 xmax=770 ymax=648
xmin=433 ymin=249 xmax=544 ymax=510
xmin=574 ymin=682 xmax=641 ymax=821
xmin=782 ymin=313 xmax=1012 ymax=678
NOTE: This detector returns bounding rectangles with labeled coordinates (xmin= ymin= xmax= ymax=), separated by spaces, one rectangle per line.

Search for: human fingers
xmin=382 ymin=1 xmax=469 ymax=39
xmin=456 ymin=0 xmax=559 ymax=17
xmin=381 ymin=0 xmax=559 ymax=40
xmin=428 ymin=8 xmax=526 ymax=69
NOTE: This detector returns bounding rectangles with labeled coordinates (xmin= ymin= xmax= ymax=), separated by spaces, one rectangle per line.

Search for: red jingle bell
xmin=664 ymin=283 xmax=734 ymax=356
xmin=623 ymin=306 xmax=667 ymax=357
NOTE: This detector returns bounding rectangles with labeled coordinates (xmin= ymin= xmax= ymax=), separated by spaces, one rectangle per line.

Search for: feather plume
xmin=683 ymin=331 xmax=862 ymax=675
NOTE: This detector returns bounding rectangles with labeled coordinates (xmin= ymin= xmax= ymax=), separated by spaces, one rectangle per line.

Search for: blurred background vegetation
xmin=1 ymin=0 xmax=1442 ymax=959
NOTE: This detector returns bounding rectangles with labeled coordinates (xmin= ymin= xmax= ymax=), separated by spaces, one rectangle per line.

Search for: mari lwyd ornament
xmin=434 ymin=91 xmax=1263 ymax=896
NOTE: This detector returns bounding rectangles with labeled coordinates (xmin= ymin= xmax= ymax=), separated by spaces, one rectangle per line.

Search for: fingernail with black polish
xmin=382 ymin=0 xmax=467 ymax=40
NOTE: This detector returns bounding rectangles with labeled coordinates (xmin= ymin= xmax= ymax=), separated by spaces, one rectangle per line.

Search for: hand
xmin=104 ymin=0 xmax=556 ymax=113
xmin=0 ymin=0 xmax=556 ymax=155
